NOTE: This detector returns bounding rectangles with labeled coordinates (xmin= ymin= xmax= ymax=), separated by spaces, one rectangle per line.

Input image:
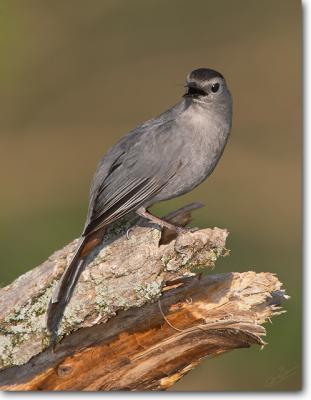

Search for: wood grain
xmin=0 ymin=205 xmax=287 ymax=391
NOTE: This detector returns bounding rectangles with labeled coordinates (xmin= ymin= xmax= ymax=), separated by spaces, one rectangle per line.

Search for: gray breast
xmin=148 ymin=102 xmax=231 ymax=205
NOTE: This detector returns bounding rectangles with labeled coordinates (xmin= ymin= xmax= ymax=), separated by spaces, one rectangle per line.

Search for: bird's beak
xmin=183 ymin=85 xmax=206 ymax=98
xmin=183 ymin=86 xmax=191 ymax=97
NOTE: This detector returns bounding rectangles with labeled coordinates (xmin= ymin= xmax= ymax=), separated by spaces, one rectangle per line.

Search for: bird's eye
xmin=211 ymin=83 xmax=220 ymax=93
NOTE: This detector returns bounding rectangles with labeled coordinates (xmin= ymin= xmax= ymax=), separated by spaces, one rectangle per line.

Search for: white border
xmin=0 ymin=0 xmax=306 ymax=398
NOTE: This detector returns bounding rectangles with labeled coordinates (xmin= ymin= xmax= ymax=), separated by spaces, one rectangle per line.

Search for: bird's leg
xmin=136 ymin=207 xmax=187 ymax=233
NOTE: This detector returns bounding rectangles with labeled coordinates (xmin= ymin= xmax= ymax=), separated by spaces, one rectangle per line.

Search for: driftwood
xmin=0 ymin=204 xmax=288 ymax=391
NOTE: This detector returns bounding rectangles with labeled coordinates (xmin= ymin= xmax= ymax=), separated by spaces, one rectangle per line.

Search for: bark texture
xmin=0 ymin=205 xmax=288 ymax=391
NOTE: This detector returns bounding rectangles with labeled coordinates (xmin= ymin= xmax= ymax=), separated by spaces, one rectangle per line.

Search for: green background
xmin=0 ymin=0 xmax=301 ymax=391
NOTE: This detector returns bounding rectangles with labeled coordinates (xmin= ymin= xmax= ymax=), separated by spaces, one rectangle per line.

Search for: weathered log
xmin=0 ymin=205 xmax=287 ymax=391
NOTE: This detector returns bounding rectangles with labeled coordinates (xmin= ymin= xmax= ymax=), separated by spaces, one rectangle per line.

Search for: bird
xmin=46 ymin=67 xmax=232 ymax=338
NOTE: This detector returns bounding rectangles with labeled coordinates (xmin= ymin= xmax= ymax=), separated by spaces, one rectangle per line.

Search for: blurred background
xmin=0 ymin=0 xmax=301 ymax=391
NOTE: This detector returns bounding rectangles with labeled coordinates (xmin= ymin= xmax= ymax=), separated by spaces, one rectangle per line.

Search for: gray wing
xmin=82 ymin=119 xmax=184 ymax=237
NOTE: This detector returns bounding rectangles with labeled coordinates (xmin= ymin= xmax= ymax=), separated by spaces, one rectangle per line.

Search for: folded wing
xmin=83 ymin=121 xmax=184 ymax=237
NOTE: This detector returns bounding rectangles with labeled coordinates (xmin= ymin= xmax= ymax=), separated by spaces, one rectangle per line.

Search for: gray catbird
xmin=47 ymin=68 xmax=232 ymax=337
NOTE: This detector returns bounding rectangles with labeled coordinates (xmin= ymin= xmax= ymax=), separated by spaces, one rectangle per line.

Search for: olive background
xmin=0 ymin=0 xmax=301 ymax=391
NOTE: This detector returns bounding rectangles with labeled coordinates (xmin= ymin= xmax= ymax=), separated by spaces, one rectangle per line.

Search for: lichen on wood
xmin=0 ymin=205 xmax=228 ymax=370
xmin=0 ymin=204 xmax=288 ymax=391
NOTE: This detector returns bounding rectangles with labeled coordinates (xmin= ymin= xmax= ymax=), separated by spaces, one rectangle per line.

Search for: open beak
xmin=183 ymin=85 xmax=206 ymax=98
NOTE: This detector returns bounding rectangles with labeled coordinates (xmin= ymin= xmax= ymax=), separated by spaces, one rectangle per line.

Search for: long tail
xmin=46 ymin=233 xmax=102 ymax=339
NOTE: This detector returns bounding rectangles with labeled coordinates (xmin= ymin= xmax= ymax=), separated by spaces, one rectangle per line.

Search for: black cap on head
xmin=187 ymin=68 xmax=224 ymax=87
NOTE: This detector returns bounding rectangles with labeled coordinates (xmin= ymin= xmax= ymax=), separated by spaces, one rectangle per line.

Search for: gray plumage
xmin=47 ymin=68 xmax=232 ymax=337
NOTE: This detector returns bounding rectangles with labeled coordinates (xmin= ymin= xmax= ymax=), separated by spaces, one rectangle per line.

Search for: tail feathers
xmin=47 ymin=237 xmax=87 ymax=337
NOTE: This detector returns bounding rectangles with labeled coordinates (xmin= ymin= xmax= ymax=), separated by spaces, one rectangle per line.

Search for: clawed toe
xmin=176 ymin=226 xmax=199 ymax=235
xmin=188 ymin=226 xmax=199 ymax=233
xmin=126 ymin=228 xmax=134 ymax=240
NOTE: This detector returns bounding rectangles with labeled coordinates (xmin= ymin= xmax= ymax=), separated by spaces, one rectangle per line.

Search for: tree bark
xmin=0 ymin=204 xmax=288 ymax=391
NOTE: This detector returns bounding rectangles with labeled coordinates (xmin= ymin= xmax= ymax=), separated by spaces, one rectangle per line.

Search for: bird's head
xmin=184 ymin=68 xmax=231 ymax=108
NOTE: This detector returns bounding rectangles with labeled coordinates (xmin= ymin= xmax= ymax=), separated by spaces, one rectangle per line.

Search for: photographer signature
xmin=265 ymin=365 xmax=298 ymax=387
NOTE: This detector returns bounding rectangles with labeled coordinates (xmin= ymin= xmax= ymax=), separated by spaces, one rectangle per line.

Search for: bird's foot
xmin=137 ymin=207 xmax=199 ymax=234
xmin=176 ymin=226 xmax=199 ymax=235
xmin=126 ymin=228 xmax=134 ymax=240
